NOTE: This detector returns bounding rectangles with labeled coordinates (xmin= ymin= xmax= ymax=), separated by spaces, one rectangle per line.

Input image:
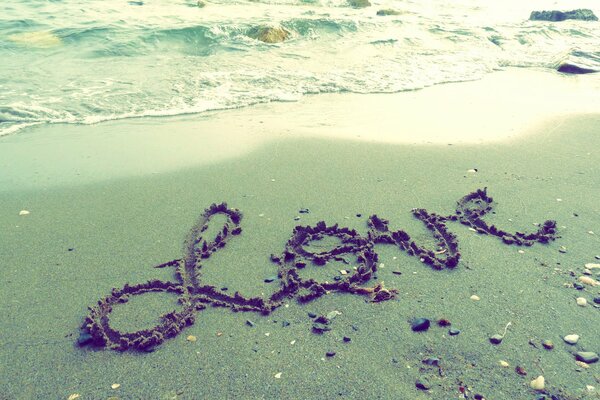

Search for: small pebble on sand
xmin=470 ymin=295 xmax=480 ymax=301
xmin=585 ymin=263 xmax=600 ymax=269
xmin=576 ymin=361 xmax=590 ymax=369
xmin=274 ymin=372 xmax=282 ymax=379
xmin=542 ymin=340 xmax=554 ymax=350
xmin=576 ymin=297 xmax=587 ymax=307
xmin=111 ymin=384 xmax=121 ymax=390
xmin=68 ymin=395 xmax=80 ymax=400
xmin=575 ymin=352 xmax=599 ymax=364
xmin=186 ymin=335 xmax=197 ymax=342
xmin=578 ymin=276 xmax=599 ymax=286
xmin=19 ymin=210 xmax=30 ymax=216
xmin=563 ymin=334 xmax=579 ymax=345
xmin=518 ymin=250 xmax=525 ymax=254
xmin=530 ymin=376 xmax=545 ymax=390
xmin=499 ymin=360 xmax=510 ymax=367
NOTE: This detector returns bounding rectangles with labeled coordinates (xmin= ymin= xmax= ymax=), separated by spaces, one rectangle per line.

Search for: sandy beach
xmin=1 ymin=69 xmax=600 ymax=399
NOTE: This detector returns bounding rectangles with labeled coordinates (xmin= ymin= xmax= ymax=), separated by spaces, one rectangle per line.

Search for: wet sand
xmin=1 ymin=71 xmax=600 ymax=399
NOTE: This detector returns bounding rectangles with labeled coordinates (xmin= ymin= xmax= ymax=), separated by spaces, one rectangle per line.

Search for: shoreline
xmin=2 ymin=68 xmax=600 ymax=192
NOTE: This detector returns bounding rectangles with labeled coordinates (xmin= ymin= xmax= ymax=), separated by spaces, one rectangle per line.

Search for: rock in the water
xmin=489 ymin=334 xmax=503 ymax=345
xmin=594 ymin=296 xmax=600 ymax=305
xmin=530 ymin=375 xmax=545 ymax=390
xmin=558 ymin=64 xmax=597 ymax=74
xmin=564 ymin=334 xmax=579 ymax=344
xmin=197 ymin=0 xmax=206 ymax=7
xmin=529 ymin=9 xmax=598 ymax=22
xmin=575 ymin=352 xmax=599 ymax=364
xmin=448 ymin=328 xmax=460 ymax=336
xmin=576 ymin=297 xmax=588 ymax=306
xmin=411 ymin=318 xmax=431 ymax=332
xmin=376 ymin=9 xmax=401 ymax=16
xmin=348 ymin=0 xmax=370 ymax=8
xmin=19 ymin=210 xmax=30 ymax=216
xmin=415 ymin=378 xmax=431 ymax=390
xmin=247 ymin=26 xmax=291 ymax=43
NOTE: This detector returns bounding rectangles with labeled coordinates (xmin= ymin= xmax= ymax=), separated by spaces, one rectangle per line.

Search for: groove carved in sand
xmin=79 ymin=188 xmax=558 ymax=351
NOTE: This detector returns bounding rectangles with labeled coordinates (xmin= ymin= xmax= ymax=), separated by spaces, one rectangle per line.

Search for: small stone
xmin=326 ymin=311 xmax=341 ymax=320
xmin=587 ymin=385 xmax=595 ymax=391
xmin=470 ymin=294 xmax=480 ymax=301
xmin=111 ymin=384 xmax=121 ymax=390
xmin=530 ymin=376 xmax=545 ymax=391
xmin=294 ymin=216 xmax=300 ymax=221
xmin=312 ymin=323 xmax=331 ymax=334
xmin=575 ymin=361 xmax=590 ymax=369
xmin=594 ymin=296 xmax=600 ymax=304
xmin=467 ymin=169 xmax=477 ymax=173
xmin=274 ymin=372 xmax=282 ymax=379
xmin=585 ymin=263 xmax=600 ymax=269
xmin=197 ymin=0 xmax=205 ymax=7
xmin=422 ymin=357 xmax=440 ymax=366
xmin=415 ymin=378 xmax=431 ymax=390
xmin=563 ymin=334 xmax=579 ymax=344
xmin=187 ymin=335 xmax=197 ymax=342
xmin=518 ymin=250 xmax=525 ymax=254
xmin=411 ymin=318 xmax=431 ymax=332
xmin=343 ymin=336 xmax=351 ymax=342
xmin=299 ymin=208 xmax=310 ymax=214
xmin=575 ymin=352 xmax=599 ymax=364
xmin=573 ymin=282 xmax=584 ymax=290
xmin=339 ymin=269 xmax=348 ymax=275
xmin=68 ymin=395 xmax=80 ymax=400
xmin=19 ymin=210 xmax=30 ymax=216
xmin=576 ymin=297 xmax=587 ymax=306
xmin=264 ymin=275 xmax=278 ymax=283
xmin=578 ymin=276 xmax=599 ymax=286
xmin=282 ymin=320 xmax=290 ymax=327
xmin=515 ymin=366 xmax=527 ymax=376
xmin=489 ymin=334 xmax=503 ymax=345
xmin=308 ymin=312 xmax=317 ymax=318
xmin=246 ymin=320 xmax=255 ymax=327
xmin=326 ymin=351 xmax=336 ymax=357
xmin=499 ymin=360 xmax=510 ymax=367
xmin=448 ymin=328 xmax=460 ymax=336
xmin=559 ymin=246 xmax=567 ymax=253
xmin=542 ymin=340 xmax=554 ymax=350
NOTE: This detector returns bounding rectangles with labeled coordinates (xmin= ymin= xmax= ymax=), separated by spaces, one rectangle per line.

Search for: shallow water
xmin=1 ymin=0 xmax=599 ymax=136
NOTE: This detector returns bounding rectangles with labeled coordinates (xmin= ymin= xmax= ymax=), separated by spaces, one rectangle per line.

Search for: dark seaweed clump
xmin=79 ymin=189 xmax=558 ymax=352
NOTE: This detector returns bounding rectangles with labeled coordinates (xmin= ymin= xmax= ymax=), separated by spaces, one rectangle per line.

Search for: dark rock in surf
xmin=529 ymin=9 xmax=598 ymax=22
xmin=557 ymin=63 xmax=597 ymax=74
xmin=247 ymin=26 xmax=291 ymax=43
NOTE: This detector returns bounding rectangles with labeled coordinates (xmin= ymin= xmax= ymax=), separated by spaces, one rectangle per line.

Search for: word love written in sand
xmin=78 ymin=188 xmax=558 ymax=352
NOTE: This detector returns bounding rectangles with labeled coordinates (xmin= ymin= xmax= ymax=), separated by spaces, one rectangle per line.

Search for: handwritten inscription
xmin=78 ymin=188 xmax=557 ymax=351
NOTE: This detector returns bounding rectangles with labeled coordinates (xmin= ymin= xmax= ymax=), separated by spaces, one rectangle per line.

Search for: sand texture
xmin=1 ymin=114 xmax=600 ymax=399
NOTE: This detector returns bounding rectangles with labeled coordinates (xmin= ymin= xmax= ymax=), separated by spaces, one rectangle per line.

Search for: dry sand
xmin=1 ymin=70 xmax=599 ymax=399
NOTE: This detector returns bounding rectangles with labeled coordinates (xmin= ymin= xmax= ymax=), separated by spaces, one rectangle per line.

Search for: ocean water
xmin=1 ymin=0 xmax=599 ymax=137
